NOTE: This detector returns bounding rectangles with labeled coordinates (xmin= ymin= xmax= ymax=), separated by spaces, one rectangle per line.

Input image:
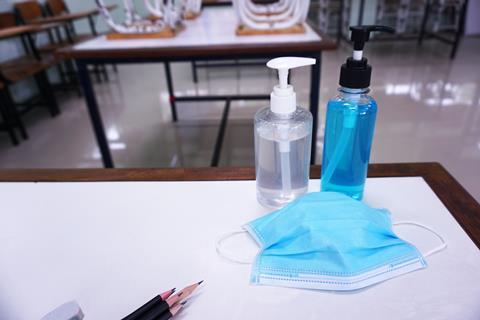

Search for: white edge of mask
xmin=255 ymin=257 xmax=427 ymax=291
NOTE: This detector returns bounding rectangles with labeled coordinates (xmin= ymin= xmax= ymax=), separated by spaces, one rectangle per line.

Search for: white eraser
xmin=41 ymin=301 xmax=84 ymax=320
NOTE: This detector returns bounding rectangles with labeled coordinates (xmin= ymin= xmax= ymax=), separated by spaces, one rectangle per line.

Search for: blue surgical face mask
xmin=217 ymin=192 xmax=446 ymax=291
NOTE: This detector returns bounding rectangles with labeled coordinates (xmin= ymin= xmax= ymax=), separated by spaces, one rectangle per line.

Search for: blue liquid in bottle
xmin=321 ymin=87 xmax=377 ymax=200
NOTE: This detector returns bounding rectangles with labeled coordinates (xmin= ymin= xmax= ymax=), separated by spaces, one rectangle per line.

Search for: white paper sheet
xmin=0 ymin=177 xmax=479 ymax=319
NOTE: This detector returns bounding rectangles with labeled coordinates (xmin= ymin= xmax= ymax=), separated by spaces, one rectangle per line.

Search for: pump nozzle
xmin=338 ymin=25 xmax=395 ymax=88
xmin=266 ymin=57 xmax=316 ymax=114
xmin=267 ymin=57 xmax=316 ymax=88
xmin=350 ymin=25 xmax=395 ymax=60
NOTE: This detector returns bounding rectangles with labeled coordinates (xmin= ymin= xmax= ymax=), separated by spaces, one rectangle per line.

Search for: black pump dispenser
xmin=339 ymin=25 xmax=395 ymax=89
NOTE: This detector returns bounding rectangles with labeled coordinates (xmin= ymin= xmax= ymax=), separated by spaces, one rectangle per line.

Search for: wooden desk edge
xmin=0 ymin=162 xmax=478 ymax=248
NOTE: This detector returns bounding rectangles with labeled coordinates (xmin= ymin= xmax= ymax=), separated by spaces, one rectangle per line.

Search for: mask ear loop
xmin=216 ymin=230 xmax=253 ymax=264
xmin=394 ymin=221 xmax=447 ymax=257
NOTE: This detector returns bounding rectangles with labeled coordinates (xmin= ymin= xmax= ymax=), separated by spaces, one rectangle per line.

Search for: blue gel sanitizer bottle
xmin=321 ymin=25 xmax=394 ymax=200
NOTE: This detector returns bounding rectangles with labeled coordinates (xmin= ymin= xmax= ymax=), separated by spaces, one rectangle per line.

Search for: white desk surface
xmin=73 ymin=7 xmax=321 ymax=51
xmin=1 ymin=177 xmax=479 ymax=320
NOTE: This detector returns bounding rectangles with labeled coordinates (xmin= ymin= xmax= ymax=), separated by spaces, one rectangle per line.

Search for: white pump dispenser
xmin=267 ymin=57 xmax=316 ymax=114
xmin=254 ymin=57 xmax=315 ymax=208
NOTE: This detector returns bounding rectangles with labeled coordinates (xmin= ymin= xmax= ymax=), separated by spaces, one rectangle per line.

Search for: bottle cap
xmin=339 ymin=25 xmax=395 ymax=89
xmin=267 ymin=57 xmax=316 ymax=114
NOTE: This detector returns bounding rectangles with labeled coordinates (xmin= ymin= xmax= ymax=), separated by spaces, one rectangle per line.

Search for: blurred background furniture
xmin=308 ymin=0 xmax=350 ymax=42
xmin=418 ymin=0 xmax=468 ymax=59
xmin=0 ymin=14 xmax=60 ymax=144
xmin=57 ymin=6 xmax=336 ymax=168
xmin=308 ymin=0 xmax=468 ymax=59
xmin=14 ymin=0 xmax=117 ymax=86
xmin=14 ymin=0 xmax=79 ymax=88
xmin=375 ymin=0 xmax=425 ymax=38
xmin=43 ymin=0 xmax=118 ymax=80
xmin=45 ymin=0 xmax=97 ymax=41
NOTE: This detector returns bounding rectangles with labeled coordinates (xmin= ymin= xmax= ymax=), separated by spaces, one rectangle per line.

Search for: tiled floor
xmin=0 ymin=37 xmax=479 ymax=202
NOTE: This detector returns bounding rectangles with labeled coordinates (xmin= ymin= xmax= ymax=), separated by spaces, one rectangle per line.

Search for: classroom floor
xmin=0 ymin=37 xmax=479 ymax=202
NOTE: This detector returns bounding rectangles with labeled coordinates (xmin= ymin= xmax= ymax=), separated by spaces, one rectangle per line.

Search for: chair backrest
xmin=46 ymin=0 xmax=68 ymax=16
xmin=0 ymin=12 xmax=17 ymax=29
xmin=14 ymin=1 xmax=43 ymax=23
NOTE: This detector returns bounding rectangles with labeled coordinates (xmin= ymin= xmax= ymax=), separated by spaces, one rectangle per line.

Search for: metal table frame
xmin=75 ymin=51 xmax=322 ymax=168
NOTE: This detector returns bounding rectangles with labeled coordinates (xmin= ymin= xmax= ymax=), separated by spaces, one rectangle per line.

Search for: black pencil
xmin=122 ymin=288 xmax=175 ymax=320
xmin=139 ymin=291 xmax=182 ymax=320
xmin=156 ymin=301 xmax=186 ymax=320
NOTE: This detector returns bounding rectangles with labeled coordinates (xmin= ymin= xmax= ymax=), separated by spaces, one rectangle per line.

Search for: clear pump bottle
xmin=321 ymin=25 xmax=394 ymax=200
xmin=255 ymin=57 xmax=315 ymax=208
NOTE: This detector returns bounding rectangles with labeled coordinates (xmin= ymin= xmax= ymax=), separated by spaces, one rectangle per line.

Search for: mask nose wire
xmin=394 ymin=221 xmax=447 ymax=257
xmin=216 ymin=230 xmax=253 ymax=264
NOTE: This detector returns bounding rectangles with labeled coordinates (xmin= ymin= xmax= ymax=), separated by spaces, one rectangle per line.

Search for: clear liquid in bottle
xmin=255 ymin=107 xmax=312 ymax=208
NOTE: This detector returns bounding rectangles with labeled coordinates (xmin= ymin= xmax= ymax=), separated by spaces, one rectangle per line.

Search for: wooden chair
xmin=0 ymin=12 xmax=61 ymax=143
xmin=14 ymin=1 xmax=68 ymax=52
xmin=45 ymin=0 xmax=112 ymax=80
xmin=45 ymin=0 xmax=97 ymax=44
xmin=0 ymin=9 xmax=17 ymax=28
xmin=14 ymin=0 xmax=83 ymax=87
xmin=45 ymin=0 xmax=68 ymax=16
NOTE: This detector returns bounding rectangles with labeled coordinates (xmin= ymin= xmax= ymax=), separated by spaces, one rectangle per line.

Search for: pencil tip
xmin=198 ymin=280 xmax=204 ymax=285
xmin=172 ymin=288 xmax=176 ymax=293
xmin=181 ymin=300 xmax=188 ymax=306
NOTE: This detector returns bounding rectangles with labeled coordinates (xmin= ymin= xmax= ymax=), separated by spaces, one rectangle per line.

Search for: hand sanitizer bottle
xmin=255 ymin=57 xmax=316 ymax=208
xmin=321 ymin=25 xmax=394 ymax=200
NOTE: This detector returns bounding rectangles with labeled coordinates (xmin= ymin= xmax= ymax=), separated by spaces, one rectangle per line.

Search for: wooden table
xmin=57 ymin=6 xmax=337 ymax=169
xmin=1 ymin=162 xmax=479 ymax=319
xmin=1 ymin=162 xmax=479 ymax=246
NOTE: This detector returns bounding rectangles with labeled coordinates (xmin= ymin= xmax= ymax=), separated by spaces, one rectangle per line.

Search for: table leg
xmin=164 ymin=62 xmax=178 ymax=122
xmin=1 ymin=88 xmax=28 ymax=140
xmin=450 ymin=1 xmax=467 ymax=59
xmin=358 ymin=0 xmax=365 ymax=25
xmin=76 ymin=60 xmax=114 ymax=168
xmin=0 ymin=93 xmax=18 ymax=146
xmin=191 ymin=61 xmax=198 ymax=83
xmin=211 ymin=98 xmax=231 ymax=167
xmin=88 ymin=15 xmax=98 ymax=36
xmin=35 ymin=71 xmax=60 ymax=117
xmin=309 ymin=52 xmax=322 ymax=165
xmin=418 ymin=0 xmax=431 ymax=46
xmin=338 ymin=0 xmax=344 ymax=43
